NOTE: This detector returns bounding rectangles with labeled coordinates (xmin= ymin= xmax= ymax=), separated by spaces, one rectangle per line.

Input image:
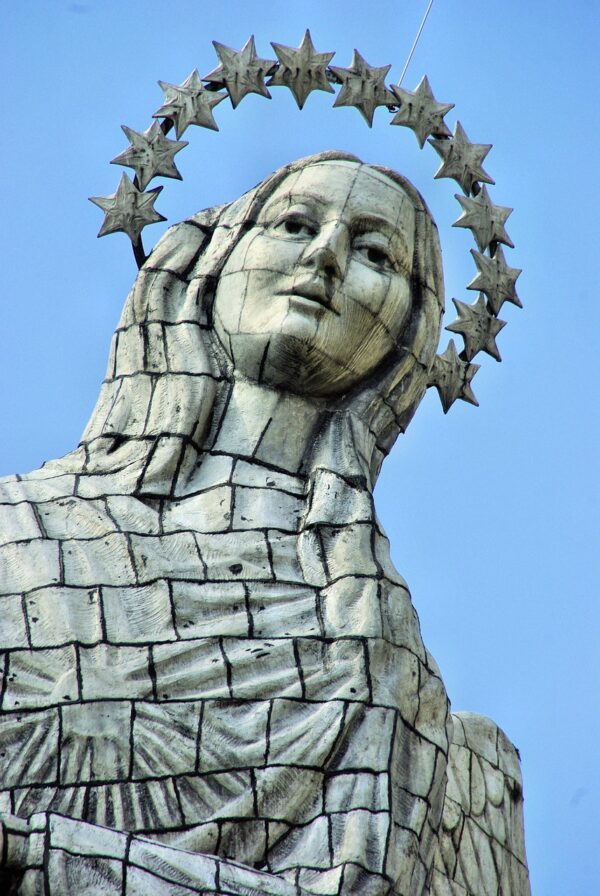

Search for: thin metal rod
xmin=397 ymin=0 xmax=435 ymax=86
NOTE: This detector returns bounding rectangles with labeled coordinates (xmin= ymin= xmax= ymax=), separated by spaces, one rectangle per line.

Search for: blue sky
xmin=1 ymin=1 xmax=599 ymax=892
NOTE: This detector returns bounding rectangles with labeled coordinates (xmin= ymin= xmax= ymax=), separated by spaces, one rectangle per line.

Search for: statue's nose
xmin=300 ymin=225 xmax=346 ymax=281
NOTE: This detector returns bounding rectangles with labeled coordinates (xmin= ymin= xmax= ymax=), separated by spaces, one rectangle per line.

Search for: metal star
xmin=446 ymin=295 xmax=506 ymax=362
xmin=203 ymin=35 xmax=276 ymax=108
xmin=89 ymin=174 xmax=166 ymax=242
xmin=153 ymin=70 xmax=226 ymax=138
xmin=453 ymin=185 xmax=514 ymax=253
xmin=429 ymin=339 xmax=479 ymax=413
xmin=330 ymin=49 xmax=395 ymax=127
xmin=267 ymin=29 xmax=335 ymax=109
xmin=111 ymin=121 xmax=188 ymax=191
xmin=467 ymin=246 xmax=522 ymax=316
xmin=429 ymin=121 xmax=494 ymax=195
xmin=390 ymin=75 xmax=454 ymax=148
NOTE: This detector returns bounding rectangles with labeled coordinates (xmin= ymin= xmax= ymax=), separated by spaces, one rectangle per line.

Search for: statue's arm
xmin=431 ymin=712 xmax=531 ymax=896
xmin=0 ymin=812 xmax=305 ymax=895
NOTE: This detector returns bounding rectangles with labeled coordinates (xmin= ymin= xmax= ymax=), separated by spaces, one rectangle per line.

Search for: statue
xmin=0 ymin=152 xmax=530 ymax=895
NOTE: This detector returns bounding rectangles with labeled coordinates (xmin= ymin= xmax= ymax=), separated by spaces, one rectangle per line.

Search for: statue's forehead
xmin=261 ymin=160 xmax=415 ymax=246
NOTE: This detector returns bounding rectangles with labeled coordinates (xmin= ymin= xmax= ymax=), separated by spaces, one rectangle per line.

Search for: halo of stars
xmin=90 ymin=29 xmax=522 ymax=414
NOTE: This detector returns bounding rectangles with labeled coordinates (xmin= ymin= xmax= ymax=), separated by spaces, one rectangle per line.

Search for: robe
xmin=0 ymin=453 xmax=529 ymax=895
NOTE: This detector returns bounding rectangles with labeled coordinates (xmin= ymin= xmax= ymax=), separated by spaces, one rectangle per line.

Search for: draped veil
xmin=75 ymin=150 xmax=444 ymax=504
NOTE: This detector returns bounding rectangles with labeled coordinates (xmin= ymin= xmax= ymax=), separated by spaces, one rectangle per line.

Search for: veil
xmin=70 ymin=151 xmax=444 ymax=505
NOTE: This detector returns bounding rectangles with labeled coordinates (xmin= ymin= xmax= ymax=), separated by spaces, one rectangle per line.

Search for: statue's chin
xmin=221 ymin=330 xmax=360 ymax=398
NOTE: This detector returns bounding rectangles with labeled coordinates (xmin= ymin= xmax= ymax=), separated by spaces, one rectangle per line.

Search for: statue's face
xmin=213 ymin=160 xmax=416 ymax=396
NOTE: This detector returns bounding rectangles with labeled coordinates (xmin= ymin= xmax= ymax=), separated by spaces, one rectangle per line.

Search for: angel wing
xmin=431 ymin=711 xmax=531 ymax=896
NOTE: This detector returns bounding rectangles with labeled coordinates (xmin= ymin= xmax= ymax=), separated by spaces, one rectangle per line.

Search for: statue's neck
xmin=202 ymin=379 xmax=324 ymax=479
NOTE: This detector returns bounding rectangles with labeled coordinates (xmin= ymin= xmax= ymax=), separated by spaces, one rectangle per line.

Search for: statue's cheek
xmin=342 ymin=260 xmax=389 ymax=309
xmin=343 ymin=262 xmax=411 ymax=337
xmin=378 ymin=277 xmax=412 ymax=337
xmin=213 ymin=271 xmax=248 ymax=333
xmin=235 ymin=233 xmax=306 ymax=278
xmin=239 ymin=271 xmax=294 ymax=332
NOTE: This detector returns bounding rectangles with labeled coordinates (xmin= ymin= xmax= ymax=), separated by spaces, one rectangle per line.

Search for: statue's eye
xmin=367 ymin=247 xmax=389 ymax=266
xmin=272 ymin=213 xmax=317 ymax=238
xmin=284 ymin=219 xmax=305 ymax=235
xmin=354 ymin=237 xmax=396 ymax=271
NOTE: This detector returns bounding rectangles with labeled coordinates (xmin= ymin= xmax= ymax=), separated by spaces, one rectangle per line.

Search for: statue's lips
xmin=279 ymin=284 xmax=340 ymax=315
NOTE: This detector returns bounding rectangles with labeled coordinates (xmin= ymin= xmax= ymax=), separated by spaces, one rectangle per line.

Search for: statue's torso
xmin=0 ymin=458 xmax=448 ymax=894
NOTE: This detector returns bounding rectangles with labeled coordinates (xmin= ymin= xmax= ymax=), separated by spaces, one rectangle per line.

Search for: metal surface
xmin=390 ymin=74 xmax=453 ymax=147
xmin=428 ymin=339 xmax=480 ymax=413
xmin=467 ymin=246 xmax=522 ymax=316
xmin=110 ymin=121 xmax=188 ymax=192
xmin=453 ymin=184 xmax=514 ymax=253
xmin=89 ymin=173 xmax=165 ymax=244
xmin=446 ymin=294 xmax=506 ymax=362
xmin=330 ymin=50 xmax=395 ymax=126
xmin=203 ymin=36 xmax=275 ymax=108
xmin=154 ymin=70 xmax=227 ymax=138
xmin=430 ymin=121 xmax=494 ymax=196
xmin=268 ymin=30 xmax=335 ymax=109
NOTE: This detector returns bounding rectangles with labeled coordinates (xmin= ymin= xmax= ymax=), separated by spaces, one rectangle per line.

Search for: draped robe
xmin=0 ymin=452 xmax=529 ymax=895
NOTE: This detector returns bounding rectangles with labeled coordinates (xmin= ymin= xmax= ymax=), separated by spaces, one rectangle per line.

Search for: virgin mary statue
xmin=0 ymin=152 xmax=530 ymax=895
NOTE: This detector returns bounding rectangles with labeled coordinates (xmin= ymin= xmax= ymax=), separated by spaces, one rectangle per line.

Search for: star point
xmin=268 ymin=30 xmax=335 ymax=109
xmin=468 ymin=246 xmax=522 ymax=316
xmin=330 ymin=49 xmax=395 ymax=127
xmin=429 ymin=121 xmax=494 ymax=195
xmin=446 ymin=295 xmax=506 ymax=362
xmin=390 ymin=75 xmax=454 ymax=148
xmin=428 ymin=339 xmax=479 ymax=413
xmin=154 ymin=70 xmax=226 ymax=137
xmin=453 ymin=185 xmax=514 ymax=253
xmin=110 ymin=121 xmax=188 ymax=191
xmin=203 ymin=35 xmax=276 ymax=108
xmin=89 ymin=173 xmax=166 ymax=243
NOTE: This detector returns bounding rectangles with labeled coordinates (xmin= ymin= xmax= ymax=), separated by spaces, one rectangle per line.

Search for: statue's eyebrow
xmin=352 ymin=214 xmax=411 ymax=258
xmin=260 ymin=192 xmax=328 ymax=219
xmin=352 ymin=214 xmax=396 ymax=238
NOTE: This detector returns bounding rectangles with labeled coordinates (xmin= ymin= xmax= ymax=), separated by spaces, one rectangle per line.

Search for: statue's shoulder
xmin=0 ymin=452 xmax=82 ymax=507
xmin=0 ymin=458 xmax=78 ymax=554
xmin=431 ymin=711 xmax=531 ymax=896
xmin=0 ymin=451 xmax=118 ymax=614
